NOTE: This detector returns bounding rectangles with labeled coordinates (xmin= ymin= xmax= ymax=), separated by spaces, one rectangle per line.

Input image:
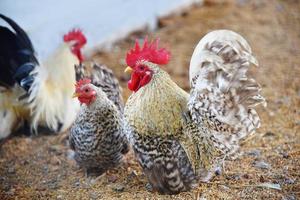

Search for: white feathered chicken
xmin=0 ymin=14 xmax=87 ymax=139
xmin=124 ymin=30 xmax=266 ymax=194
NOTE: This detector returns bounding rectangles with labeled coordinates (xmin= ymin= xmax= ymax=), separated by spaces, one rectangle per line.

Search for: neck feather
xmin=124 ymin=67 xmax=189 ymax=136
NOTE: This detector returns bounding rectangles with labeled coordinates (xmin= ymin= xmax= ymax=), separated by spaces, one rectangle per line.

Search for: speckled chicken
xmin=75 ymin=62 xmax=124 ymax=113
xmin=69 ymin=79 xmax=128 ymax=176
xmin=124 ymin=30 xmax=266 ymax=194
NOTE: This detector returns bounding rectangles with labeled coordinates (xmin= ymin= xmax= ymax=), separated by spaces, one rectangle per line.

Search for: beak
xmin=124 ymin=66 xmax=133 ymax=74
xmin=72 ymin=92 xmax=79 ymax=98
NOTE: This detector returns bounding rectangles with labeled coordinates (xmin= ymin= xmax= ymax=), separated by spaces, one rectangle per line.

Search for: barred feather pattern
xmin=124 ymin=62 xmax=195 ymax=194
xmin=130 ymin=127 xmax=197 ymax=194
xmin=75 ymin=63 xmax=124 ymax=112
xmin=186 ymin=30 xmax=266 ymax=179
xmin=70 ymin=85 xmax=128 ymax=176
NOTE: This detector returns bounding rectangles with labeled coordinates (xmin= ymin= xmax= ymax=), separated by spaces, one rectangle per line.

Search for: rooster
xmin=124 ymin=30 xmax=266 ymax=194
xmin=69 ymin=79 xmax=128 ymax=176
xmin=0 ymin=14 xmax=86 ymax=139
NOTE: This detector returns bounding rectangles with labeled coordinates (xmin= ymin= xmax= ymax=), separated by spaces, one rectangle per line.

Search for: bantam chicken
xmin=0 ymin=14 xmax=117 ymax=140
xmin=124 ymin=30 xmax=266 ymax=194
xmin=75 ymin=63 xmax=124 ymax=113
xmin=0 ymin=14 xmax=85 ymax=139
xmin=69 ymin=79 xmax=128 ymax=176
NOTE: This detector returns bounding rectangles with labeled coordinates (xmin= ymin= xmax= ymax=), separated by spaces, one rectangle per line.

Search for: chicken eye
xmin=85 ymin=88 xmax=89 ymax=92
xmin=139 ymin=65 xmax=145 ymax=70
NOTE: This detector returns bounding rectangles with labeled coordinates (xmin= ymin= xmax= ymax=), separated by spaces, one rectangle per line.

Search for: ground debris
xmin=245 ymin=149 xmax=261 ymax=157
xmin=112 ymin=183 xmax=125 ymax=192
xmin=0 ymin=0 xmax=299 ymax=199
xmin=253 ymin=160 xmax=271 ymax=170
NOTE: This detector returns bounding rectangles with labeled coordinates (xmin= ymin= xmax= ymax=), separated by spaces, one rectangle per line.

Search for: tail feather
xmin=0 ymin=14 xmax=38 ymax=92
xmin=0 ymin=14 xmax=37 ymax=63
xmin=185 ymin=30 xmax=266 ymax=179
xmin=189 ymin=30 xmax=266 ymax=141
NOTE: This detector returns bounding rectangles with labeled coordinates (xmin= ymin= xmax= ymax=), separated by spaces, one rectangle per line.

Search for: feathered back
xmin=188 ymin=30 xmax=266 ymax=149
xmin=75 ymin=62 xmax=124 ymax=112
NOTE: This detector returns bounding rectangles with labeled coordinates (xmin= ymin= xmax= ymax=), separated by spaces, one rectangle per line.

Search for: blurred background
xmin=0 ymin=0 xmax=201 ymax=58
xmin=0 ymin=0 xmax=299 ymax=199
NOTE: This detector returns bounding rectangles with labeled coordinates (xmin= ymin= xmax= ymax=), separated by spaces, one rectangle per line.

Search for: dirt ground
xmin=1 ymin=0 xmax=299 ymax=199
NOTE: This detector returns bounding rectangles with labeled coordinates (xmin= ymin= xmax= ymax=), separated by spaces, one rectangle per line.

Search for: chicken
xmin=124 ymin=30 xmax=266 ymax=194
xmin=0 ymin=14 xmax=88 ymax=139
xmin=28 ymin=29 xmax=86 ymax=133
xmin=75 ymin=62 xmax=124 ymax=113
xmin=69 ymin=79 xmax=128 ymax=176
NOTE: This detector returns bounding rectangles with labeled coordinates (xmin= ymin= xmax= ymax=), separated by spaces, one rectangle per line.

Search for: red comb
xmin=63 ymin=28 xmax=87 ymax=46
xmin=75 ymin=78 xmax=91 ymax=89
xmin=126 ymin=37 xmax=170 ymax=68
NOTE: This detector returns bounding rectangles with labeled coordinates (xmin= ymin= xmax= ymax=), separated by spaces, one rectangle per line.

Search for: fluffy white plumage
xmin=28 ymin=43 xmax=80 ymax=132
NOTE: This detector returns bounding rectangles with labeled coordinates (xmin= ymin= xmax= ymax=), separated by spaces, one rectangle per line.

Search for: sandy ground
xmin=1 ymin=0 xmax=299 ymax=199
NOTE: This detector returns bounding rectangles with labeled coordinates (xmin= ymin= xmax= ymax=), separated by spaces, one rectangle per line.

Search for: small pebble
xmin=56 ymin=195 xmax=63 ymax=200
xmin=254 ymin=160 xmax=271 ymax=170
xmin=49 ymin=145 xmax=63 ymax=155
xmin=6 ymin=188 xmax=15 ymax=196
xmin=67 ymin=150 xmax=75 ymax=160
xmin=268 ymin=111 xmax=275 ymax=117
xmin=126 ymin=171 xmax=138 ymax=182
xmin=259 ymin=175 xmax=266 ymax=182
xmin=280 ymin=152 xmax=289 ymax=159
xmin=107 ymin=175 xmax=118 ymax=183
xmin=112 ymin=184 xmax=125 ymax=192
xmin=20 ymin=160 xmax=29 ymax=165
xmin=50 ymin=156 xmax=61 ymax=165
xmin=89 ymin=192 xmax=98 ymax=200
xmin=282 ymin=194 xmax=296 ymax=200
xmin=219 ymin=185 xmax=229 ymax=191
xmin=284 ymin=177 xmax=295 ymax=185
xmin=264 ymin=131 xmax=276 ymax=137
xmin=226 ymin=174 xmax=241 ymax=181
xmin=43 ymin=166 xmax=49 ymax=173
xmin=74 ymin=181 xmax=80 ymax=187
xmin=215 ymin=167 xmax=222 ymax=176
xmin=242 ymin=174 xmax=250 ymax=179
xmin=246 ymin=149 xmax=261 ymax=157
xmin=8 ymin=167 xmax=15 ymax=174
xmin=49 ymin=183 xmax=59 ymax=190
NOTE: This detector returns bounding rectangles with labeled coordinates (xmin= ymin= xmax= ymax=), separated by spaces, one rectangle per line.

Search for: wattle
xmin=128 ymin=72 xmax=141 ymax=92
xmin=128 ymin=71 xmax=153 ymax=92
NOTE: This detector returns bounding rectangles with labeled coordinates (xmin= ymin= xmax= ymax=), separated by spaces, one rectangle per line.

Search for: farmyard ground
xmin=0 ymin=0 xmax=299 ymax=199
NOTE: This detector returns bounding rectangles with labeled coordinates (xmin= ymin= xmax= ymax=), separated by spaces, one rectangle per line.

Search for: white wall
xmin=0 ymin=0 xmax=201 ymax=59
